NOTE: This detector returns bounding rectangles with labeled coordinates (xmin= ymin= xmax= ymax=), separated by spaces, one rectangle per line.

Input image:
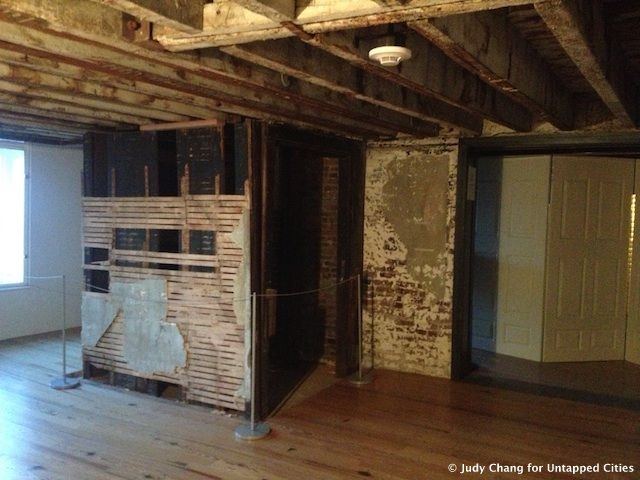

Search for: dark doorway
xmin=252 ymin=124 xmax=364 ymax=418
xmin=264 ymin=146 xmax=325 ymax=411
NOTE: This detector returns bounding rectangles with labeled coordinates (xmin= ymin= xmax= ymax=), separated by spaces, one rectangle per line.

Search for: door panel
xmin=495 ymin=156 xmax=550 ymax=361
xmin=543 ymin=156 xmax=633 ymax=362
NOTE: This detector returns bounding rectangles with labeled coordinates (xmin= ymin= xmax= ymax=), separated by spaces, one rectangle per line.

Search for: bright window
xmin=0 ymin=145 xmax=26 ymax=286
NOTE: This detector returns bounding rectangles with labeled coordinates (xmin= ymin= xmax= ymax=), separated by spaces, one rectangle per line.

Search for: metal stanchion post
xmin=50 ymin=274 xmax=81 ymax=390
xmin=235 ymin=292 xmax=271 ymax=440
xmin=349 ymin=274 xmax=372 ymax=385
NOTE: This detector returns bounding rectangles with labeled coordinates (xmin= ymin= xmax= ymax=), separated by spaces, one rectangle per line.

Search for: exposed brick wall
xmin=363 ymin=139 xmax=458 ymax=378
xmin=319 ymin=157 xmax=339 ymax=368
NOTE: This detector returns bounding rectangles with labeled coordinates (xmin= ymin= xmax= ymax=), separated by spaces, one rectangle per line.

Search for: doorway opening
xmin=454 ymin=136 xmax=640 ymax=409
xmin=254 ymin=125 xmax=364 ymax=418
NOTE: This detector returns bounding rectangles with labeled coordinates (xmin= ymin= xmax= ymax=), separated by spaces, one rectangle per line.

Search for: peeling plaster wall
xmin=363 ymin=138 xmax=458 ymax=378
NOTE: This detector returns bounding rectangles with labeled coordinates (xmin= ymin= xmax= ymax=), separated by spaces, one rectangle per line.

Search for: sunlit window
xmin=0 ymin=145 xmax=26 ymax=286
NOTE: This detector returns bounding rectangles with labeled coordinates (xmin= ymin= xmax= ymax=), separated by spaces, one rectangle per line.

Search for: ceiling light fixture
xmin=368 ymin=45 xmax=412 ymax=67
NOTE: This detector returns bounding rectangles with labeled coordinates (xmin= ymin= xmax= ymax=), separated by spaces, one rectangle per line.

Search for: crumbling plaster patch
xmin=83 ymin=278 xmax=187 ymax=375
xmin=112 ymin=278 xmax=186 ymax=375
xmin=81 ymin=293 xmax=119 ymax=347
xmin=363 ymin=139 xmax=458 ymax=378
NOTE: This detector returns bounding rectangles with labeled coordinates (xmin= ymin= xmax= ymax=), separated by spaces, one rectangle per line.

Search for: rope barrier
xmin=24 ymin=274 xmax=360 ymax=308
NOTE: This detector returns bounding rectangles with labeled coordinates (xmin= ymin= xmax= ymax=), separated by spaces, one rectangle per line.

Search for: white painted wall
xmin=0 ymin=143 xmax=83 ymax=341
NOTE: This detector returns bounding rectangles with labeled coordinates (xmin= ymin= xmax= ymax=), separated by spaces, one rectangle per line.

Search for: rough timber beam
xmin=0 ymin=97 xmax=122 ymax=128
xmin=88 ymin=0 xmax=205 ymax=33
xmin=0 ymin=91 xmax=150 ymax=125
xmin=0 ymin=41 xmax=433 ymax=138
xmin=409 ymin=10 xmax=574 ymax=130
xmin=535 ymin=0 xmax=638 ymax=127
xmin=0 ymin=61 xmax=218 ymax=121
xmin=0 ymin=78 xmax=191 ymax=123
xmin=0 ymin=0 xmax=420 ymax=138
xmin=304 ymin=29 xmax=533 ymax=131
xmin=222 ymin=39 xmax=482 ymax=134
xmin=156 ymin=0 xmax=537 ymax=49
xmin=232 ymin=0 xmax=295 ymax=23
xmin=185 ymin=0 xmax=533 ymax=132
xmin=0 ymin=111 xmax=102 ymax=134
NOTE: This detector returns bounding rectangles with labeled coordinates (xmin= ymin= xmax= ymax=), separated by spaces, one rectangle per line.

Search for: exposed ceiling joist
xmin=222 ymin=39 xmax=482 ymax=134
xmin=232 ymin=0 xmax=296 ymax=23
xmin=0 ymin=61 xmax=221 ymax=121
xmin=409 ymin=10 xmax=575 ymax=130
xmin=535 ymin=0 xmax=638 ymax=128
xmin=0 ymin=111 xmax=103 ymax=134
xmin=156 ymin=0 xmax=536 ymax=49
xmin=304 ymin=29 xmax=533 ymax=131
xmin=0 ymin=98 xmax=122 ymax=128
xmin=0 ymin=78 xmax=191 ymax=123
xmin=0 ymin=0 xmax=426 ymax=138
xmin=0 ymin=91 xmax=149 ymax=125
xmin=88 ymin=0 xmax=206 ymax=34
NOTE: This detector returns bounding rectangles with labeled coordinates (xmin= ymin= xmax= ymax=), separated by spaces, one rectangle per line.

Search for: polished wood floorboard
xmin=0 ymin=336 xmax=638 ymax=479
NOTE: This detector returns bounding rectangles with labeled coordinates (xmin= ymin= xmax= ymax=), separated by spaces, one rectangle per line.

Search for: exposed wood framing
xmin=205 ymin=1 xmax=534 ymax=132
xmin=535 ymin=0 xmax=638 ymax=127
xmin=156 ymin=0 xmax=536 ymax=48
xmin=222 ymin=39 xmax=481 ymax=134
xmin=0 ymin=0 xmax=438 ymax=138
xmin=0 ymin=91 xmax=150 ymax=126
xmin=232 ymin=0 xmax=296 ymax=23
xmin=140 ymin=119 xmax=226 ymax=132
xmin=0 ymin=111 xmax=98 ymax=135
xmin=0 ymin=97 xmax=122 ymax=128
xmin=83 ymin=195 xmax=249 ymax=410
xmin=304 ymin=29 xmax=533 ymax=131
xmin=409 ymin=10 xmax=575 ymax=130
xmin=89 ymin=0 xmax=205 ymax=33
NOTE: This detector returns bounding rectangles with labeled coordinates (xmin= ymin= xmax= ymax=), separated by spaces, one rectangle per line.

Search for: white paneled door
xmin=495 ymin=156 xmax=550 ymax=361
xmin=543 ymin=156 xmax=634 ymax=362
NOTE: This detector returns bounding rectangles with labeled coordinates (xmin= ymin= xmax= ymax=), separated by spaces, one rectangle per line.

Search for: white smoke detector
xmin=368 ymin=46 xmax=412 ymax=67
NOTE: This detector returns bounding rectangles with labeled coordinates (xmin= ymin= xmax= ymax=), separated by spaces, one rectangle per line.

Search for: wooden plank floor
xmin=0 ymin=336 xmax=638 ymax=479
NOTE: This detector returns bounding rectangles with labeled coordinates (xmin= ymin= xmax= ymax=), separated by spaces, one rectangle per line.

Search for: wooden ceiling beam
xmin=0 ymin=78 xmax=192 ymax=123
xmin=0 ymin=91 xmax=150 ymax=125
xmin=304 ymin=29 xmax=533 ymax=131
xmin=535 ymin=0 xmax=638 ymax=127
xmin=0 ymin=42 xmax=421 ymax=137
xmin=157 ymin=0 xmax=536 ymax=49
xmin=232 ymin=0 xmax=296 ymax=23
xmin=0 ymin=111 xmax=101 ymax=134
xmin=0 ymin=128 xmax=81 ymax=144
xmin=88 ymin=0 xmax=205 ymax=33
xmin=222 ymin=39 xmax=482 ymax=134
xmin=409 ymin=10 xmax=575 ymax=130
xmin=196 ymin=0 xmax=532 ymax=131
xmin=0 ymin=99 xmax=122 ymax=128
xmin=0 ymin=0 xmax=438 ymax=138
xmin=0 ymin=61 xmax=221 ymax=121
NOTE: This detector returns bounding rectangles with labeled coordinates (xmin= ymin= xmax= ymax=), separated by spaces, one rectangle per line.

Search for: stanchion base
xmin=50 ymin=377 xmax=81 ymax=390
xmin=235 ymin=422 xmax=271 ymax=441
xmin=348 ymin=371 xmax=373 ymax=386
